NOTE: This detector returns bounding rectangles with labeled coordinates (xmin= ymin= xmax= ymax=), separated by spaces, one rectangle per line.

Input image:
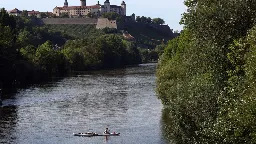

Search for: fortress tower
xmin=121 ymin=1 xmax=126 ymax=16
xmin=64 ymin=0 xmax=68 ymax=7
xmin=80 ymin=0 xmax=86 ymax=6
xmin=104 ymin=0 xmax=110 ymax=13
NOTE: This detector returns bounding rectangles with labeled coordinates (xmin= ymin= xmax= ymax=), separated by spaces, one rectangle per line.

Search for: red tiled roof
xmin=28 ymin=10 xmax=40 ymax=14
xmin=9 ymin=8 xmax=21 ymax=13
xmin=55 ymin=5 xmax=100 ymax=10
xmin=123 ymin=32 xmax=135 ymax=40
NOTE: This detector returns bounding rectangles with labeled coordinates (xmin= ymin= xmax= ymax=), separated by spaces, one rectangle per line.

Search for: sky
xmin=0 ymin=0 xmax=187 ymax=31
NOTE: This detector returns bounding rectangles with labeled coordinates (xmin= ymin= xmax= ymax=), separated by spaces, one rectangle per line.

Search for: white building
xmin=28 ymin=10 xmax=41 ymax=18
xmin=8 ymin=8 xmax=41 ymax=18
xmin=53 ymin=0 xmax=127 ymax=17
xmin=8 ymin=8 xmax=22 ymax=16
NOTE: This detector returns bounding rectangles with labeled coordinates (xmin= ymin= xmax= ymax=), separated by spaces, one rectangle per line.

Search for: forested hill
xmin=157 ymin=1 xmax=256 ymax=143
xmin=44 ymin=22 xmax=175 ymax=49
xmin=0 ymin=9 xmax=174 ymax=97
xmin=41 ymin=12 xmax=176 ymax=49
xmin=0 ymin=9 xmax=141 ymax=96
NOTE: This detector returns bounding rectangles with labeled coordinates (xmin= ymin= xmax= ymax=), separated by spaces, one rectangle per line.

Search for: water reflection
xmin=0 ymin=106 xmax=17 ymax=144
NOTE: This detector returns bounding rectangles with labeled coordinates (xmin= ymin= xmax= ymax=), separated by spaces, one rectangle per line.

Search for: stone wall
xmin=38 ymin=18 xmax=120 ymax=29
xmin=96 ymin=18 xmax=118 ymax=29
xmin=35 ymin=18 xmax=173 ymax=37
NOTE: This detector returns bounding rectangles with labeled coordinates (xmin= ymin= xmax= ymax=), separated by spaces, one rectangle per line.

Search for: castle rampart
xmin=96 ymin=18 xmax=118 ymax=29
xmin=38 ymin=18 xmax=120 ymax=29
xmin=37 ymin=18 xmax=173 ymax=37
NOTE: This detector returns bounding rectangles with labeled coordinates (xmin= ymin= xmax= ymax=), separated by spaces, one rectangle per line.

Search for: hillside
xmin=124 ymin=22 xmax=174 ymax=48
xmin=44 ymin=22 xmax=175 ymax=48
xmin=43 ymin=24 xmax=104 ymax=38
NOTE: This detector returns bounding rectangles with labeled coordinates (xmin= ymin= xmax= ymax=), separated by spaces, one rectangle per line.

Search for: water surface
xmin=0 ymin=63 xmax=167 ymax=144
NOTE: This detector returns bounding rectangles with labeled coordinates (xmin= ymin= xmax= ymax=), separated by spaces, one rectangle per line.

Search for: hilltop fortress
xmin=47 ymin=0 xmax=130 ymax=29
xmin=53 ymin=0 xmax=126 ymax=17
xmin=7 ymin=0 xmax=173 ymax=36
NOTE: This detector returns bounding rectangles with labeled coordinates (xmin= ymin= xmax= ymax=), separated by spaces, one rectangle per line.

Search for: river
xmin=0 ymin=63 xmax=168 ymax=144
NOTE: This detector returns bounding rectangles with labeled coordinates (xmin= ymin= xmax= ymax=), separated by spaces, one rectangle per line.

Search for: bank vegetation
xmin=157 ymin=1 xmax=256 ymax=143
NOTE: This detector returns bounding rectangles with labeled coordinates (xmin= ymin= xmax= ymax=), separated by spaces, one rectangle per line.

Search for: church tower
xmin=121 ymin=1 xmax=126 ymax=16
xmin=64 ymin=0 xmax=68 ymax=7
xmin=80 ymin=0 xmax=86 ymax=6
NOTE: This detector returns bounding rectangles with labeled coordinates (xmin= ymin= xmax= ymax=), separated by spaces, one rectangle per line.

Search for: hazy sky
xmin=0 ymin=0 xmax=187 ymax=30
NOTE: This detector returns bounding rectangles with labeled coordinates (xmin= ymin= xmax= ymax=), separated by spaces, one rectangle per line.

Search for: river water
xmin=0 ymin=63 xmax=168 ymax=144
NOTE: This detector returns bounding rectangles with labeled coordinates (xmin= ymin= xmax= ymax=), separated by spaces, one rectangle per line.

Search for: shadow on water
xmin=0 ymin=76 xmax=66 ymax=100
xmin=0 ymin=106 xmax=18 ymax=144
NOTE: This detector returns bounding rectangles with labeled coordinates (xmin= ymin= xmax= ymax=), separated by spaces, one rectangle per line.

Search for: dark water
xmin=0 ymin=63 xmax=168 ymax=144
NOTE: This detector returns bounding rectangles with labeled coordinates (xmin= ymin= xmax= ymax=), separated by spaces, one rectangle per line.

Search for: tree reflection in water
xmin=0 ymin=105 xmax=18 ymax=144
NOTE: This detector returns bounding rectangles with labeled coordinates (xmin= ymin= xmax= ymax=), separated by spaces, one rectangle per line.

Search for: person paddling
xmin=104 ymin=128 xmax=110 ymax=134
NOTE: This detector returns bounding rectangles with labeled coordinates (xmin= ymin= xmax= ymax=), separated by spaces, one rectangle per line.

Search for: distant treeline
xmin=157 ymin=1 xmax=256 ymax=143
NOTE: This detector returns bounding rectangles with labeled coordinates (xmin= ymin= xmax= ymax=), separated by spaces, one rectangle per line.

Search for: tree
xmin=157 ymin=0 xmax=256 ymax=143
xmin=146 ymin=17 xmax=152 ymax=24
xmin=101 ymin=12 xmax=124 ymax=23
xmin=87 ymin=12 xmax=93 ymax=18
xmin=95 ymin=34 xmax=126 ymax=68
xmin=0 ymin=9 xmax=17 ymax=94
xmin=21 ymin=10 xmax=28 ymax=17
xmin=136 ymin=16 xmax=141 ymax=22
xmin=140 ymin=16 xmax=147 ymax=23
xmin=40 ymin=12 xmax=48 ymax=18
xmin=34 ymin=41 xmax=65 ymax=74
xmin=59 ymin=12 xmax=69 ymax=18
xmin=20 ymin=45 xmax=36 ymax=61
xmin=0 ymin=8 xmax=16 ymax=30
xmin=152 ymin=18 xmax=165 ymax=25
xmin=17 ymin=29 xmax=34 ymax=47
xmin=0 ymin=8 xmax=17 ymax=61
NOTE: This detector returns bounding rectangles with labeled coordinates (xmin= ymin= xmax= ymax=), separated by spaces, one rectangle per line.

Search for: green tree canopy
xmin=101 ymin=12 xmax=124 ymax=23
xmin=157 ymin=0 xmax=256 ymax=143
xmin=152 ymin=18 xmax=165 ymax=25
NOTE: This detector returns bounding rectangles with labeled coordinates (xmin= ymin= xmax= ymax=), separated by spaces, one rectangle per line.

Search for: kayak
xmin=73 ymin=132 xmax=120 ymax=137
xmin=73 ymin=132 xmax=96 ymax=137
xmin=94 ymin=133 xmax=120 ymax=136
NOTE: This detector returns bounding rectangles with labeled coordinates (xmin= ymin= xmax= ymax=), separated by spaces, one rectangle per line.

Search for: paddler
xmin=104 ymin=128 xmax=110 ymax=134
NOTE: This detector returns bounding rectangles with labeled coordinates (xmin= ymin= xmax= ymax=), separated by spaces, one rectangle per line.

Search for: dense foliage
xmin=157 ymin=0 xmax=256 ymax=143
xmin=0 ymin=10 xmax=70 ymax=94
xmin=101 ymin=12 xmax=124 ymax=23
xmin=0 ymin=8 xmax=17 ymax=93
xmin=44 ymin=24 xmax=104 ymax=39
xmin=62 ymin=34 xmax=141 ymax=70
xmin=136 ymin=16 xmax=165 ymax=25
